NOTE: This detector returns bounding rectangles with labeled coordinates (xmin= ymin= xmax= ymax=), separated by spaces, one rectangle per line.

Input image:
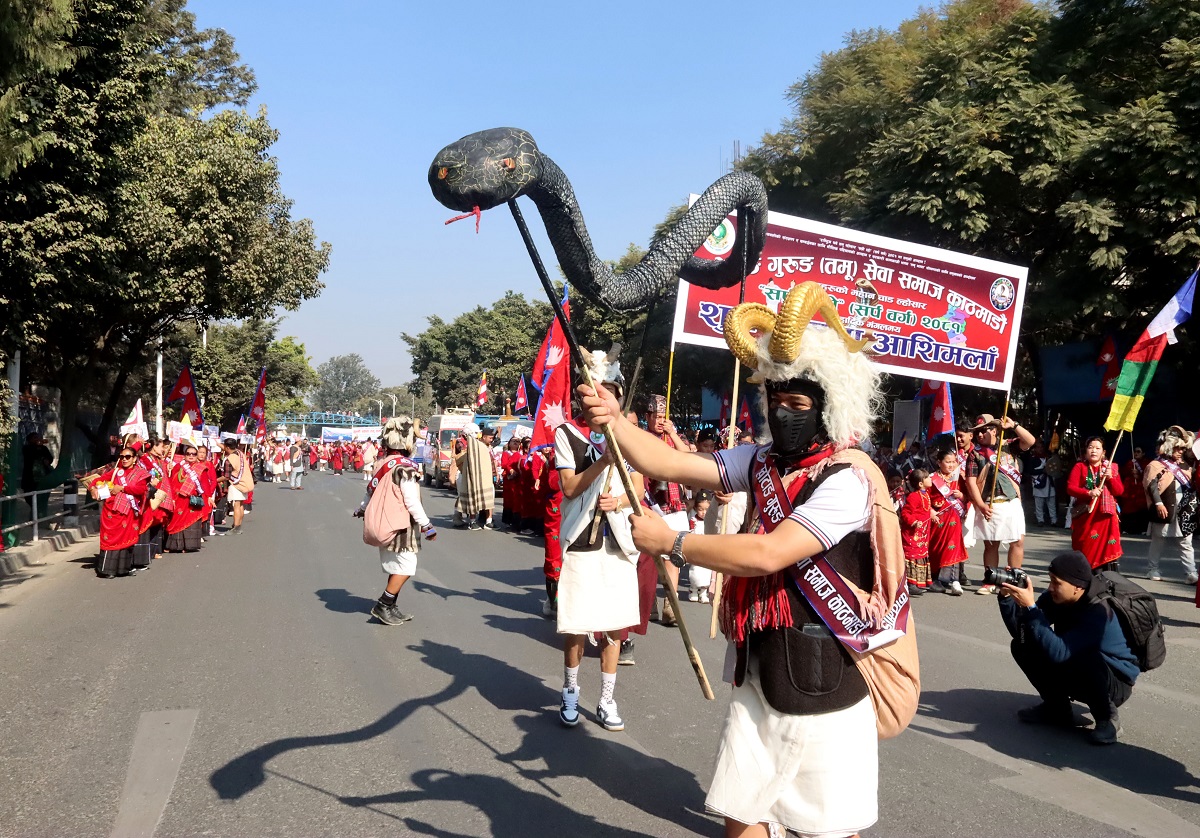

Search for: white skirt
xmin=556 ymin=541 xmax=639 ymax=635
xmin=972 ymin=497 xmax=1025 ymax=545
xmin=706 ymin=668 xmax=878 ymax=838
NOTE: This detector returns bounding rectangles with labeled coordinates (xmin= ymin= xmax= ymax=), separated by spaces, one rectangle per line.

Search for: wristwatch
xmin=668 ymin=531 xmax=688 ymax=568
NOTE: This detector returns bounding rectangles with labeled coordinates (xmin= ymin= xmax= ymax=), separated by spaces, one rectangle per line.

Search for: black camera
xmin=985 ymin=566 xmax=1029 ymax=590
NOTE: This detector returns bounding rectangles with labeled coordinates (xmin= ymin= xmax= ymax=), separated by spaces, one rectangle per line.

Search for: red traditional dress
xmin=929 ymin=473 xmax=967 ymax=575
xmin=900 ymin=488 xmax=933 ymax=588
xmin=165 ymin=458 xmax=208 ymax=552
xmin=1066 ymin=461 xmax=1124 ymax=569
xmin=95 ymin=464 xmax=150 ymax=575
xmin=331 ymin=445 xmax=345 ymax=473
xmin=501 ymin=448 xmax=522 ymax=527
xmin=542 ymin=453 xmax=563 ymax=582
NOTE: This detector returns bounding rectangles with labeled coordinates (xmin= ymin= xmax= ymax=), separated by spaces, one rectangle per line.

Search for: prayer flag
xmin=514 ymin=375 xmax=529 ymax=413
xmin=1096 ymin=335 xmax=1120 ymax=400
xmin=476 ymin=370 xmax=489 ymax=407
xmin=1104 ymin=271 xmax=1197 ymax=432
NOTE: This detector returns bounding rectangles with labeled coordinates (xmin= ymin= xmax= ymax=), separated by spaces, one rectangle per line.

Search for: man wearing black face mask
xmin=578 ymin=283 xmax=917 ymax=838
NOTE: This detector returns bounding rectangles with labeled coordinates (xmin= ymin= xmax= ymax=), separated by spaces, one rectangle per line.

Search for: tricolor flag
xmin=1096 ymin=335 xmax=1120 ymax=400
xmin=916 ymin=379 xmax=955 ymax=439
xmin=1104 ymin=271 xmax=1197 ymax=433
xmin=476 ymin=370 xmax=489 ymax=407
xmin=167 ymin=363 xmax=204 ymax=428
xmin=514 ymin=375 xmax=529 ymax=413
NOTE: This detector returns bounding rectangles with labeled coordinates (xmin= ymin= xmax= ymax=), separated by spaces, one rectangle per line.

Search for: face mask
xmin=767 ymin=403 xmax=824 ymax=461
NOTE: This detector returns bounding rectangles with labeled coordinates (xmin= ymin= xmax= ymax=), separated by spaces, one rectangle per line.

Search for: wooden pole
xmin=664 ymin=348 xmax=677 ymax=421
xmin=987 ymin=397 xmax=1011 ymax=507
xmin=508 ymin=200 xmax=714 ymax=700
xmin=1088 ymin=430 xmax=1123 ymax=514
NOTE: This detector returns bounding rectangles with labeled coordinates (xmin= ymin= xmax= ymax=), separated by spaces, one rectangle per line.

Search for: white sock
xmin=600 ymin=670 xmax=616 ymax=704
xmin=564 ymin=665 xmax=580 ymax=690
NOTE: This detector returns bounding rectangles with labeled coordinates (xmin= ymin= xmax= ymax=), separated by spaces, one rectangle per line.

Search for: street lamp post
xmin=384 ymin=392 xmax=397 ymax=418
xmin=373 ymin=399 xmax=383 ymax=423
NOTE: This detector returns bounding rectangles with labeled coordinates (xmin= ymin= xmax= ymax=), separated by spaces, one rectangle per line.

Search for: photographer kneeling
xmin=998 ymin=551 xmax=1139 ymax=745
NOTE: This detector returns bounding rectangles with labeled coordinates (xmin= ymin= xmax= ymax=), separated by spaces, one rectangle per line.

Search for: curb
xmin=0 ymin=516 xmax=100 ymax=580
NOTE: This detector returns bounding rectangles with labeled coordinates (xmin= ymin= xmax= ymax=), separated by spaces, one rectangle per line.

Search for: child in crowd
xmin=900 ymin=468 xmax=936 ymax=596
xmin=688 ymin=491 xmax=713 ymax=603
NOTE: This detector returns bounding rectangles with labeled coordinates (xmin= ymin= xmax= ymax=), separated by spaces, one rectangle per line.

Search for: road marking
xmin=919 ymin=623 xmax=1200 ymax=710
xmin=108 ymin=710 xmax=198 ymax=838
xmin=911 ymin=716 xmax=1200 ymax=838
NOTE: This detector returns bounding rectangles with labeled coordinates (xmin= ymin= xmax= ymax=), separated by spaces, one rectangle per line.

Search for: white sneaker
xmin=1147 ymin=572 xmax=1163 ymax=582
xmin=975 ymin=584 xmax=997 ymax=596
xmin=699 ymin=590 xmax=710 ymax=604
xmin=596 ymin=698 xmax=624 ymax=731
xmin=1187 ymin=574 xmax=1199 ymax=586
xmin=559 ymin=686 xmax=580 ymax=727
xmin=541 ymin=599 xmax=556 ymax=619
xmin=948 ymin=581 xmax=964 ymax=596
xmin=688 ymin=591 xmax=700 ymax=602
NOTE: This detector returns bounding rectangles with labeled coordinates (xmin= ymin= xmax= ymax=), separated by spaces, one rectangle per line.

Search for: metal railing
xmin=0 ymin=483 xmax=99 ymax=547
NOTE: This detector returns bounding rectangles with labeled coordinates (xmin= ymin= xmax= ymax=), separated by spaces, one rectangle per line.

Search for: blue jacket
xmin=1000 ymin=591 xmax=1140 ymax=685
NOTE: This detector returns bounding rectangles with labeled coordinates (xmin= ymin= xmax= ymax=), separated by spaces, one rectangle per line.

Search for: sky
xmin=191 ymin=0 xmax=932 ymax=387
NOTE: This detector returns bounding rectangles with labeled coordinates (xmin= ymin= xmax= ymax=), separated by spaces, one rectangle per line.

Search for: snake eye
xmin=500 ymin=158 xmax=516 ymax=172
xmin=437 ymin=167 xmax=449 ymax=180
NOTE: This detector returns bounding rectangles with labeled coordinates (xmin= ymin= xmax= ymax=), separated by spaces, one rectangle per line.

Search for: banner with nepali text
xmin=671 ymin=204 xmax=1028 ymax=391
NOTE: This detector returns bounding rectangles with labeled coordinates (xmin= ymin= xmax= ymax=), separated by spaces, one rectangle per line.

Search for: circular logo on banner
xmin=703 ymin=219 xmax=736 ymax=257
xmin=989 ymin=277 xmax=1016 ymax=311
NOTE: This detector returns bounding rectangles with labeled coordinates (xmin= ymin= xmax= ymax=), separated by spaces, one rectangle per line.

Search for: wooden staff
xmin=987 ymin=398 xmax=1011 ymax=507
xmin=508 ymin=200 xmax=715 ymax=700
xmin=1088 ymin=430 xmax=1123 ymax=514
xmin=709 ymin=359 xmax=741 ymax=639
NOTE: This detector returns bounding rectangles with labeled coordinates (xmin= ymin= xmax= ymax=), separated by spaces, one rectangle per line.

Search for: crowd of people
xmin=83 ymin=434 xmax=260 ymax=577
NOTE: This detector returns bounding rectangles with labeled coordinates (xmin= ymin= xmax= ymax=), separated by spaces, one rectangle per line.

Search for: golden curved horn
xmin=768 ymin=282 xmax=872 ymax=363
xmin=723 ymin=303 xmax=776 ymax=371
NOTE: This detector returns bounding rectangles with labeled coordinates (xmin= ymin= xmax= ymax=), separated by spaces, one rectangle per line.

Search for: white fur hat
xmin=583 ymin=343 xmax=624 ymax=394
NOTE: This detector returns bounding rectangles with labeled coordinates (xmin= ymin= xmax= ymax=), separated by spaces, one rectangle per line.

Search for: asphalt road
xmin=2 ymin=469 xmax=1200 ymax=837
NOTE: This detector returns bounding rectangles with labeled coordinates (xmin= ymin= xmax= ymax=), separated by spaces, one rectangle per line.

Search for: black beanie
xmin=1049 ymin=551 xmax=1093 ymax=589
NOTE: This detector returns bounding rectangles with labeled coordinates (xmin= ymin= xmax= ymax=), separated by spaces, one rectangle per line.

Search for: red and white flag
xmin=249 ymin=367 xmax=267 ymax=441
xmin=917 ymin=379 xmax=955 ymax=439
xmin=168 ymin=364 xmax=204 ymax=428
xmin=737 ymin=396 xmax=752 ymax=433
xmin=236 ymin=414 xmax=246 ymax=434
xmin=476 ymin=370 xmax=489 ymax=407
xmin=531 ymin=293 xmax=573 ymax=450
xmin=514 ymin=375 xmax=529 ymax=413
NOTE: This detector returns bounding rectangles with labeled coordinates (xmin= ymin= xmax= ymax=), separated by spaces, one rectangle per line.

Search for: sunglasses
xmin=119 ymin=454 xmax=135 ymax=460
xmin=185 ymin=451 xmax=198 ymax=456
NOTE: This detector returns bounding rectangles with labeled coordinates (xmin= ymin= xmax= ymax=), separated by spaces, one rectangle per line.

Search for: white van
xmin=421 ymin=409 xmax=475 ymax=488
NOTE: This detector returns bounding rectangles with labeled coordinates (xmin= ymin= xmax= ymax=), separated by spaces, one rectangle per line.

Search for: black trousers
xmin=1011 ymin=638 xmax=1132 ymax=721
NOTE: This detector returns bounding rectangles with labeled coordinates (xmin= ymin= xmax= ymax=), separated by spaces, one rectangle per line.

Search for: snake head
xmin=428 ymin=127 xmax=542 ymax=212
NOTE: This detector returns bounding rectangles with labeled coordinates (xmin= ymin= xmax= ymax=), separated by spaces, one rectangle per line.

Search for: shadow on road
xmin=210 ymin=638 xmax=710 ymax=833
xmin=920 ymin=687 xmax=1200 ymax=805
xmin=314 ymin=588 xmax=376 ymax=615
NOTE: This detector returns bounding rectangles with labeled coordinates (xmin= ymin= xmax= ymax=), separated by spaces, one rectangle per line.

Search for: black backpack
xmin=1091 ymin=571 xmax=1166 ymax=672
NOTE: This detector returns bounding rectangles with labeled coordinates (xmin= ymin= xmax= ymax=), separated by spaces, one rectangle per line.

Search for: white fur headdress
xmin=382 ymin=416 xmax=416 ymax=453
xmin=724 ymin=282 xmax=882 ymax=447
xmin=1157 ymin=424 xmax=1195 ymax=457
xmin=583 ymin=343 xmax=624 ymax=394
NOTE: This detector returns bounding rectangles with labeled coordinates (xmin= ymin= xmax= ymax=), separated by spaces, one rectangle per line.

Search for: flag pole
xmin=507 ymin=199 xmax=714 ymax=700
xmin=987 ymin=397 xmax=1011 ymax=507
xmin=1088 ymin=430 xmax=1123 ymax=514
xmin=664 ymin=346 xmax=677 ymax=420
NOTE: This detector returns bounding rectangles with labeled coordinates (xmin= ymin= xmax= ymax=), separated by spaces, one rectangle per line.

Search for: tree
xmin=0 ymin=2 xmax=329 ymax=470
xmin=313 ymin=354 xmax=381 ymax=413
xmin=739 ymin=0 xmax=1200 ymax=422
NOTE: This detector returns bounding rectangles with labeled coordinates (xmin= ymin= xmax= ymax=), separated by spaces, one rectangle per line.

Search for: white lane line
xmin=108 ymin=709 xmax=198 ymax=838
xmin=910 ymin=716 xmax=1200 ymax=838
xmin=919 ymin=623 xmax=1200 ymax=710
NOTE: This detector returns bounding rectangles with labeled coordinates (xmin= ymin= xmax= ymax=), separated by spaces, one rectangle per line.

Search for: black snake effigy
xmin=428 ymin=127 xmax=769 ymax=312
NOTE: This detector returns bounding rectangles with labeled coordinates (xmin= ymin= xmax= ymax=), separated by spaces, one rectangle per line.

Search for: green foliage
xmin=313 ymin=354 xmax=381 ymax=413
xmin=739 ymin=0 xmax=1200 ymax=416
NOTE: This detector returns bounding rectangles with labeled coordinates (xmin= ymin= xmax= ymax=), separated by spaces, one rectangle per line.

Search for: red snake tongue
xmin=444 ymin=205 xmax=481 ymax=233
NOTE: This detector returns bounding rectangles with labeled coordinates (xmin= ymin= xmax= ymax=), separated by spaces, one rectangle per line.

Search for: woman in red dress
xmin=331 ymin=443 xmax=345 ymax=475
xmin=1067 ymin=436 xmax=1124 ymax=572
xmin=165 ymin=444 xmax=208 ymax=552
xmin=929 ymin=448 xmax=967 ymax=595
xmin=541 ymin=448 xmax=563 ymax=617
xmin=500 ymin=437 xmax=522 ymax=529
xmin=90 ymin=447 xmax=151 ymax=577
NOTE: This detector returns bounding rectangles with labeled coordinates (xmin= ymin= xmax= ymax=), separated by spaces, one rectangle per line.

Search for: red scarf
xmin=719 ymin=443 xmax=834 ymax=643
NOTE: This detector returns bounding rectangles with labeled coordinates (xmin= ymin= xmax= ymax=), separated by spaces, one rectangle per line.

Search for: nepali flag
xmin=236 ymin=414 xmax=246 ymax=434
xmin=1104 ymin=270 xmax=1197 ymax=433
xmin=1096 ymin=335 xmax=1120 ymax=400
xmin=916 ymin=379 xmax=955 ymax=440
xmin=737 ymin=396 xmax=752 ymax=434
xmin=531 ymin=290 xmax=573 ymax=451
xmin=249 ymin=367 xmax=268 ymax=441
xmin=514 ymin=375 xmax=530 ymax=413
xmin=476 ymin=370 xmax=489 ymax=407
xmin=531 ymin=284 xmax=570 ymax=393
xmin=167 ymin=363 xmax=204 ymax=428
